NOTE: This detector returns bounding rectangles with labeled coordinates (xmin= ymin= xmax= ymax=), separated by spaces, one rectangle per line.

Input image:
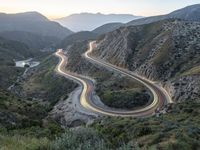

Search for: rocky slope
xmin=92 ymin=19 xmax=200 ymax=102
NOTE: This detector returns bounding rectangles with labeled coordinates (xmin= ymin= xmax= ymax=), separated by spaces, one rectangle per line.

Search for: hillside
xmin=168 ymin=4 xmax=200 ymax=21
xmin=92 ymin=19 xmax=200 ymax=102
xmin=0 ymin=31 xmax=59 ymax=50
xmin=0 ymin=37 xmax=32 ymax=90
xmin=0 ymin=12 xmax=73 ymax=39
xmin=92 ymin=22 xmax=123 ymax=35
xmin=0 ymin=49 xmax=78 ymax=148
xmin=59 ymin=31 xmax=98 ymax=48
xmin=55 ymin=13 xmax=142 ymax=32
xmin=0 ymin=37 xmax=35 ymax=63
xmin=0 ymin=55 xmax=75 ymax=149
xmin=127 ymin=4 xmax=200 ymax=26
xmin=10 ymin=55 xmax=77 ymax=105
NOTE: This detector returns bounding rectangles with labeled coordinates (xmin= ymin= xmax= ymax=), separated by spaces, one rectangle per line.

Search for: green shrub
xmin=101 ymin=90 xmax=150 ymax=109
xmin=50 ymin=128 xmax=106 ymax=150
xmin=0 ymin=134 xmax=49 ymax=150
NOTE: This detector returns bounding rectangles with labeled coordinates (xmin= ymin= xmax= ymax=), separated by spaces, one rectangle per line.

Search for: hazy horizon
xmin=0 ymin=0 xmax=199 ymax=19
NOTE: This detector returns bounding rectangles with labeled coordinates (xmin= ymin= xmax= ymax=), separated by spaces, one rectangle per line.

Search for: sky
xmin=0 ymin=0 xmax=199 ymax=19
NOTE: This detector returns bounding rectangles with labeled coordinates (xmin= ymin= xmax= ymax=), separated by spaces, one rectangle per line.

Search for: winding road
xmin=55 ymin=41 xmax=172 ymax=117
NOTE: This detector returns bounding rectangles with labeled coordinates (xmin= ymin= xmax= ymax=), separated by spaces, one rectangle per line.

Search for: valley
xmin=0 ymin=3 xmax=199 ymax=150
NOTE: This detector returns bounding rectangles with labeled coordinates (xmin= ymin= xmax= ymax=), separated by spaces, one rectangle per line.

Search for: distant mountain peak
xmin=17 ymin=11 xmax=42 ymax=15
xmin=0 ymin=11 xmax=73 ymax=39
xmin=168 ymin=4 xmax=200 ymax=20
xmin=55 ymin=12 xmax=142 ymax=32
xmin=0 ymin=11 xmax=49 ymax=22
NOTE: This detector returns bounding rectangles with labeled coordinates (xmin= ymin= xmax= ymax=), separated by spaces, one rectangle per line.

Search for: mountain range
xmin=93 ymin=4 xmax=200 ymax=35
xmin=57 ymin=4 xmax=200 ymax=49
xmin=55 ymin=13 xmax=142 ymax=32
